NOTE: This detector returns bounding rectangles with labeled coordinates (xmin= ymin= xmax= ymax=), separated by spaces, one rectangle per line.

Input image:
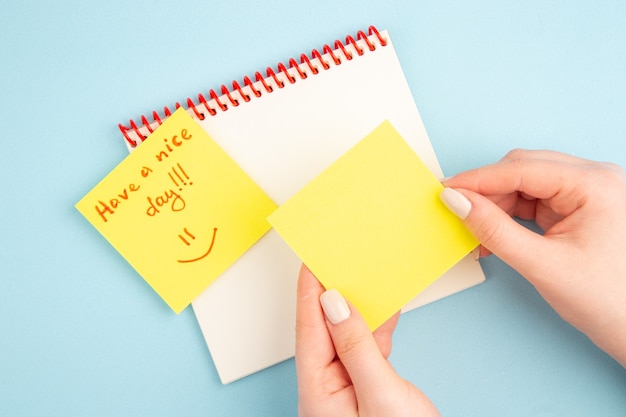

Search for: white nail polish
xmin=320 ymin=289 xmax=351 ymax=324
xmin=440 ymin=187 xmax=472 ymax=220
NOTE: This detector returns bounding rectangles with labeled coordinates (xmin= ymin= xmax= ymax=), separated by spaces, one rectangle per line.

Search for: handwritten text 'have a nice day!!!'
xmin=94 ymin=128 xmax=194 ymax=223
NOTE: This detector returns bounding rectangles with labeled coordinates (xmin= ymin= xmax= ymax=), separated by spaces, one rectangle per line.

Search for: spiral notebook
xmin=118 ymin=27 xmax=485 ymax=384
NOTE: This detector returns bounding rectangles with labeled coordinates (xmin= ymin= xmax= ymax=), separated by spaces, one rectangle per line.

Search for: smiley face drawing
xmin=176 ymin=227 xmax=218 ymax=263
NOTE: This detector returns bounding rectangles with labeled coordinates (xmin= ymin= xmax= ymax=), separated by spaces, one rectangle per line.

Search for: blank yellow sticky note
xmin=268 ymin=121 xmax=478 ymax=330
xmin=76 ymin=108 xmax=277 ymax=313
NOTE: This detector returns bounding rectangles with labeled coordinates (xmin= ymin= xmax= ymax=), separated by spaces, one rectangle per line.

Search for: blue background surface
xmin=1 ymin=1 xmax=625 ymax=415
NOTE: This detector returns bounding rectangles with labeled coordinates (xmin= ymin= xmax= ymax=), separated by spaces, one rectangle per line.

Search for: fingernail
xmin=440 ymin=187 xmax=472 ymax=220
xmin=320 ymin=289 xmax=351 ymax=324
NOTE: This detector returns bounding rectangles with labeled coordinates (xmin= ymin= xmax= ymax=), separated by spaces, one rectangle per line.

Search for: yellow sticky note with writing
xmin=76 ymin=108 xmax=277 ymax=313
xmin=268 ymin=121 xmax=478 ymax=330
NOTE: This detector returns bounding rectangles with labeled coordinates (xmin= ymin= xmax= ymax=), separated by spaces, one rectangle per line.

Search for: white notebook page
xmin=122 ymin=29 xmax=485 ymax=384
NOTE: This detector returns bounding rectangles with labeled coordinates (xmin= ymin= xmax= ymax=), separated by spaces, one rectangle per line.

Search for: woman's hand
xmin=441 ymin=149 xmax=626 ymax=366
xmin=296 ymin=265 xmax=440 ymax=417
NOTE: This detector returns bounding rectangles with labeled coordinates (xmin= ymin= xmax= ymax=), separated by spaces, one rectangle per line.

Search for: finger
xmin=372 ymin=311 xmax=400 ymax=359
xmin=440 ymin=187 xmax=567 ymax=283
xmin=478 ymin=245 xmax=493 ymax=258
xmin=443 ymin=157 xmax=581 ymax=202
xmin=295 ymin=265 xmax=335 ymax=380
xmin=320 ymin=289 xmax=399 ymax=397
xmin=500 ymin=149 xmax=590 ymax=165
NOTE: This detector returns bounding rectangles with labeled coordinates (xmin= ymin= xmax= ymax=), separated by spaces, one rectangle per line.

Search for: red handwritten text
xmin=146 ymin=189 xmax=186 ymax=216
xmin=155 ymin=127 xmax=193 ymax=162
xmin=95 ymin=183 xmax=141 ymax=222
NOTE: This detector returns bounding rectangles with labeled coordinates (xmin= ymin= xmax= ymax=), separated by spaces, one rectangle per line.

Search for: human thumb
xmin=319 ymin=289 xmax=399 ymax=394
xmin=439 ymin=187 xmax=553 ymax=278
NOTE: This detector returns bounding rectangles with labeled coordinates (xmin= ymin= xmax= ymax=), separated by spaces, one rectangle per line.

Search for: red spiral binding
xmin=345 ymin=35 xmax=364 ymax=56
xmin=277 ymin=62 xmax=297 ymax=84
xmin=357 ymin=30 xmax=376 ymax=51
xmin=266 ymin=66 xmax=285 ymax=89
xmin=243 ymin=75 xmax=262 ymax=97
xmin=163 ymin=105 xmax=176 ymax=117
xmin=140 ymin=115 xmax=155 ymax=134
xmin=322 ymin=44 xmax=342 ymax=65
xmin=221 ymin=85 xmax=240 ymax=107
xmin=310 ymin=49 xmax=330 ymax=71
xmin=232 ymin=81 xmax=251 ymax=102
xmin=254 ymin=71 xmax=274 ymax=93
xmin=289 ymin=58 xmax=308 ymax=79
xmin=197 ymin=93 xmax=216 ymax=117
xmin=128 ymin=120 xmax=142 ymax=144
xmin=151 ymin=111 xmax=163 ymax=125
xmin=187 ymin=97 xmax=204 ymax=120
xmin=299 ymin=53 xmax=319 ymax=75
xmin=119 ymin=26 xmax=388 ymax=147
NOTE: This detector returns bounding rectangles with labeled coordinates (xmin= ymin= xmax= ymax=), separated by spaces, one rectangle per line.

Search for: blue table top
xmin=2 ymin=1 xmax=625 ymax=416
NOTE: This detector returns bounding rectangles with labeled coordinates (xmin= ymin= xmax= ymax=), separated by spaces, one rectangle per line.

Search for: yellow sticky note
xmin=76 ymin=108 xmax=277 ymax=313
xmin=268 ymin=121 xmax=478 ymax=330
